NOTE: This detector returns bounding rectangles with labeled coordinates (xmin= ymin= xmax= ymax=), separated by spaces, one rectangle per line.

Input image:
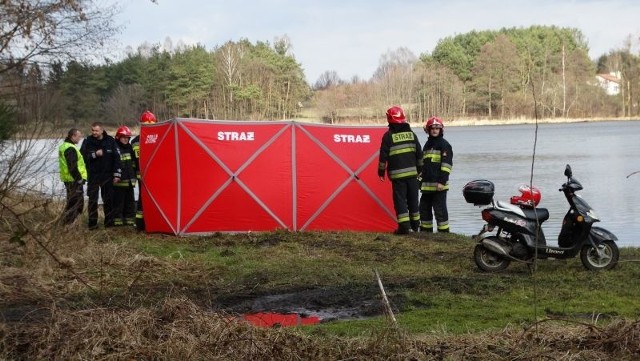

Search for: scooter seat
xmin=495 ymin=201 xmax=549 ymax=222
xmin=521 ymin=207 xmax=549 ymax=222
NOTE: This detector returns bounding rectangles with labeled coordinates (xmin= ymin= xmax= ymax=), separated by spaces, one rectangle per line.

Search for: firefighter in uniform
xmin=378 ymin=106 xmax=423 ymax=234
xmin=131 ymin=110 xmax=157 ymax=231
xmin=59 ymin=128 xmax=87 ymax=225
xmin=113 ymin=126 xmax=137 ymax=226
xmin=419 ymin=116 xmax=453 ymax=233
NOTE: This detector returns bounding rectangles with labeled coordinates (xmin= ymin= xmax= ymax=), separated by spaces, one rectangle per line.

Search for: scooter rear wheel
xmin=580 ymin=240 xmax=619 ymax=271
xmin=474 ymin=244 xmax=510 ymax=272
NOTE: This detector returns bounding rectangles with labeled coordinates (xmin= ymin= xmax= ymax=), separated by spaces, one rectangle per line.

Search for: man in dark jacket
xmin=58 ymin=128 xmax=87 ymax=225
xmin=378 ymin=106 xmax=423 ymax=234
xmin=419 ymin=116 xmax=453 ymax=233
xmin=80 ymin=122 xmax=122 ymax=229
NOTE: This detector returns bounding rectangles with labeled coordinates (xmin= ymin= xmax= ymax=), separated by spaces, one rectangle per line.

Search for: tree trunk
xmin=562 ymin=44 xmax=567 ymax=118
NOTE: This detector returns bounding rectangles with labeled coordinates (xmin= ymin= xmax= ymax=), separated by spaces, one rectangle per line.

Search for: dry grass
xmin=1 ymin=297 xmax=639 ymax=360
xmin=2 ymin=198 xmax=640 ymax=359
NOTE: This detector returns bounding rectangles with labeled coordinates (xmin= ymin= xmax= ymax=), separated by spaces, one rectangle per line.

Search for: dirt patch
xmin=214 ymin=285 xmax=410 ymax=321
xmin=0 ymin=303 xmax=51 ymax=323
xmin=0 ymin=284 xmax=411 ymax=325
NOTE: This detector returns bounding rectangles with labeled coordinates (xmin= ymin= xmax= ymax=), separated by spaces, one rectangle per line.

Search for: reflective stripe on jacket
xmin=420 ymin=135 xmax=453 ymax=192
xmin=115 ymin=141 xmax=137 ymax=187
xmin=378 ymin=123 xmax=423 ymax=180
xmin=131 ymin=135 xmax=141 ymax=179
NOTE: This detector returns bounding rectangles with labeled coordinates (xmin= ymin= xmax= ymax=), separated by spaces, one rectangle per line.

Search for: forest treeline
xmin=1 ymin=4 xmax=639 ymax=142
xmin=316 ymin=25 xmax=637 ymax=123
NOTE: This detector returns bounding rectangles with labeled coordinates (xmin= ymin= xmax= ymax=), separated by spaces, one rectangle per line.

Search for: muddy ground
xmin=1 ymin=283 xmax=413 ymax=325
xmin=214 ymin=284 xmax=411 ymax=321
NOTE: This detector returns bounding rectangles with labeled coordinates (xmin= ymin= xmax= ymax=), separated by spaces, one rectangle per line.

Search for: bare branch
xmin=0 ymin=0 xmax=120 ymax=74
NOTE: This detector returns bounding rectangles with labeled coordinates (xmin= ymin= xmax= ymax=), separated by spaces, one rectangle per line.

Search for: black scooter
xmin=463 ymin=164 xmax=619 ymax=272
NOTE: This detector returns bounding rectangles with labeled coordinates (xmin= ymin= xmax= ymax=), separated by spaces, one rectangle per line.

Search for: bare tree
xmin=0 ymin=1 xmax=122 ymax=284
xmin=313 ymin=70 xmax=343 ymax=90
xmin=216 ymin=41 xmax=246 ymax=119
xmin=314 ymin=86 xmax=347 ymax=124
xmin=413 ymin=60 xmax=464 ymax=121
xmin=563 ymin=48 xmax=594 ymax=118
xmin=373 ymin=47 xmax=417 ymax=106
xmin=1 ymin=65 xmax=67 ymax=234
xmin=0 ymin=0 xmax=119 ymax=75
xmin=102 ymin=83 xmax=146 ymax=125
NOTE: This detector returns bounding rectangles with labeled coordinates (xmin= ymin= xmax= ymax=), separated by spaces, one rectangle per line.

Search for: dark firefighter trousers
xmin=113 ymin=183 xmax=136 ymax=226
xmin=419 ymin=191 xmax=449 ymax=232
xmin=391 ymin=177 xmax=420 ymax=231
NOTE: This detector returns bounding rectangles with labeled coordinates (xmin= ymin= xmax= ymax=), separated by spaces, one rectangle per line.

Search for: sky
xmin=111 ymin=0 xmax=640 ymax=83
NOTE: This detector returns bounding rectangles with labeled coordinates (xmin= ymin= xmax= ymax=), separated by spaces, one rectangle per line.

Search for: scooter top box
xmin=463 ymin=180 xmax=495 ymax=205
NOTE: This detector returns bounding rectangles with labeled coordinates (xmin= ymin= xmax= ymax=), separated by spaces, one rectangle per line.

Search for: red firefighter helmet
xmin=424 ymin=116 xmax=444 ymax=131
xmin=115 ymin=125 xmax=132 ymax=140
xmin=510 ymin=185 xmax=541 ymax=208
xmin=386 ymin=106 xmax=406 ymax=124
xmin=139 ymin=110 xmax=157 ymax=124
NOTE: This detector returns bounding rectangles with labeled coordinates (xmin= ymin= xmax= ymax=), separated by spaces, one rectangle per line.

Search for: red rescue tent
xmin=138 ymin=118 xmax=397 ymax=235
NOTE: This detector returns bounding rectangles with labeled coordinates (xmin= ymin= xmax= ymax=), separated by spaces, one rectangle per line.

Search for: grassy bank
xmin=2 ymin=221 xmax=640 ymax=359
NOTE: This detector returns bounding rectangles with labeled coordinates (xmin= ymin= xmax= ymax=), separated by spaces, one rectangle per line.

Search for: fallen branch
xmin=374 ymin=269 xmax=397 ymax=326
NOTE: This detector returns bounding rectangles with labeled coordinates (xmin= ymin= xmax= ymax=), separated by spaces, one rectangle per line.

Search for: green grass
xmin=3 ymin=225 xmax=640 ymax=359
xmin=97 ymin=229 xmax=640 ymax=337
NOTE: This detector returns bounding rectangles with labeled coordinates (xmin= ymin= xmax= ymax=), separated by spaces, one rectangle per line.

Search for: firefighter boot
xmin=410 ymin=220 xmax=420 ymax=233
xmin=394 ymin=222 xmax=413 ymax=235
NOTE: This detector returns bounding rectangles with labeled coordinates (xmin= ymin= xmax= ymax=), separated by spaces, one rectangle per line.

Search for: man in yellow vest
xmin=58 ymin=128 xmax=87 ymax=225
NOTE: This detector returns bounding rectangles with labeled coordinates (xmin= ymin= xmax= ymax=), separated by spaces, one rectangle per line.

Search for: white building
xmin=595 ymin=72 xmax=621 ymax=96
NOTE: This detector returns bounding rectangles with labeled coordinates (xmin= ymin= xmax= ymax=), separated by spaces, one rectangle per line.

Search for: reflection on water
xmin=416 ymin=120 xmax=640 ymax=247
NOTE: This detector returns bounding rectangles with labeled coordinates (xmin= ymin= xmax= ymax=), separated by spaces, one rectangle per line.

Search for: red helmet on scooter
xmin=510 ymin=185 xmax=541 ymax=208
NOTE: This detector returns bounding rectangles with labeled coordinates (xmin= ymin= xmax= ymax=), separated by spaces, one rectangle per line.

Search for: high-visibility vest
xmin=58 ymin=141 xmax=87 ymax=182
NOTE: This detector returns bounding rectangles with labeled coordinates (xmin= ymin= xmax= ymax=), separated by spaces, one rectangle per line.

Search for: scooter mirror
xmin=564 ymin=164 xmax=572 ymax=178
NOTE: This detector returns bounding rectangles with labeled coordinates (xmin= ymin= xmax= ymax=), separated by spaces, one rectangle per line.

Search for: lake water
xmin=4 ymin=120 xmax=639 ymax=247
xmin=418 ymin=120 xmax=640 ymax=247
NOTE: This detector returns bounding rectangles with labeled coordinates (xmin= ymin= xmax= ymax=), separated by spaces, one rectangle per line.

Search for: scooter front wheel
xmin=580 ymin=240 xmax=619 ymax=271
xmin=474 ymin=244 xmax=510 ymax=272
